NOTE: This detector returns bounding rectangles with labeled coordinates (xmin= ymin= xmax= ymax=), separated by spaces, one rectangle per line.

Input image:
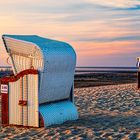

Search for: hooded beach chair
xmin=0 ymin=35 xmax=78 ymax=127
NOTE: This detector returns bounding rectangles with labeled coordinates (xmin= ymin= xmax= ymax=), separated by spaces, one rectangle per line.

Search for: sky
xmin=0 ymin=0 xmax=140 ymax=66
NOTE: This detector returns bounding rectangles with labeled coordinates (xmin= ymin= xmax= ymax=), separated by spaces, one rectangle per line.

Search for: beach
xmin=0 ymin=0 xmax=140 ymax=138
xmin=0 ymin=83 xmax=140 ymax=139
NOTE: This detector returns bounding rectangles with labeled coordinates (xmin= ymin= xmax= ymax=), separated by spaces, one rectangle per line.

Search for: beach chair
xmin=0 ymin=35 xmax=78 ymax=127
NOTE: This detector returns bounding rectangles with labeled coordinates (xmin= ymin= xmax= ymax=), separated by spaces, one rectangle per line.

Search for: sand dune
xmin=0 ymin=83 xmax=140 ymax=139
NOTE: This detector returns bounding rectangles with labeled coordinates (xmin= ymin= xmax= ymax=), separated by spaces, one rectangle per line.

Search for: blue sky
xmin=0 ymin=0 xmax=140 ymax=66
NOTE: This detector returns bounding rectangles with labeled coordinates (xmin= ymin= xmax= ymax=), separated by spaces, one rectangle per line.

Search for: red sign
xmin=1 ymin=84 xmax=8 ymax=94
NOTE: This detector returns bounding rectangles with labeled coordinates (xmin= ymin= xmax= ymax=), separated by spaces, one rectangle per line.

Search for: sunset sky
xmin=0 ymin=0 xmax=140 ymax=66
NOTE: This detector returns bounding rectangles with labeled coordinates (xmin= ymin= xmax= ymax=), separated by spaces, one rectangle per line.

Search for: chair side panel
xmin=9 ymin=80 xmax=21 ymax=125
xmin=27 ymin=75 xmax=39 ymax=127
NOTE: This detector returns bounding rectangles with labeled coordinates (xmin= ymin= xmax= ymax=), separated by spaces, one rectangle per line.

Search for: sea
xmin=75 ymin=67 xmax=138 ymax=74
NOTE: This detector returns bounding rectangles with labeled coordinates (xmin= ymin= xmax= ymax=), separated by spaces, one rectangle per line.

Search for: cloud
xmin=73 ymin=35 xmax=140 ymax=42
xmin=0 ymin=0 xmax=140 ymax=18
xmin=87 ymin=0 xmax=140 ymax=8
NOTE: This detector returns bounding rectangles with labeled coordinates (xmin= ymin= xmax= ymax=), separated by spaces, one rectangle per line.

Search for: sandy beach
xmin=0 ymin=83 xmax=139 ymax=139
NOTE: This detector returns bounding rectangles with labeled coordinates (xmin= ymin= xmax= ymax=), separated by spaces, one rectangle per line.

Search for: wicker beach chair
xmin=0 ymin=35 xmax=78 ymax=127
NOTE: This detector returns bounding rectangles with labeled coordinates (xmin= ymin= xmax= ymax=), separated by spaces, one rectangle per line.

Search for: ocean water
xmin=75 ymin=67 xmax=138 ymax=74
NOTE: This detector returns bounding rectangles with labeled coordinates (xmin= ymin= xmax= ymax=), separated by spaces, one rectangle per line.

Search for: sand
xmin=0 ymin=83 xmax=140 ymax=140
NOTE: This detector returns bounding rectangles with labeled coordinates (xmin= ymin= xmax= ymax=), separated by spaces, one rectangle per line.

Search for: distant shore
xmin=74 ymin=72 xmax=137 ymax=88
